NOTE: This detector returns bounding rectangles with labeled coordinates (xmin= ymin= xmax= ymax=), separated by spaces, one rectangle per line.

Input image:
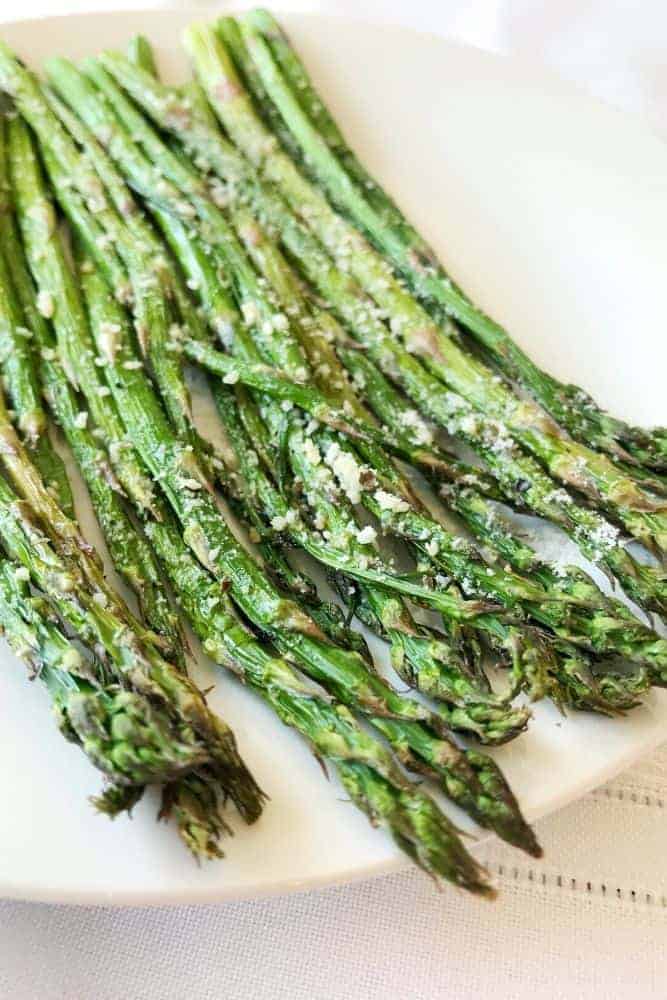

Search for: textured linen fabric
xmin=1 ymin=2 xmax=666 ymax=998
xmin=1 ymin=750 xmax=666 ymax=999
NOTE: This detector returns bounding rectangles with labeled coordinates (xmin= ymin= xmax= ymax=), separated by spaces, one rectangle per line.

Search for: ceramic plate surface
xmin=0 ymin=8 xmax=665 ymax=905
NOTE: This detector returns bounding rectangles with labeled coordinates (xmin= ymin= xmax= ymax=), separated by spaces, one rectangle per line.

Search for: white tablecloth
xmin=1 ymin=2 xmax=666 ymax=997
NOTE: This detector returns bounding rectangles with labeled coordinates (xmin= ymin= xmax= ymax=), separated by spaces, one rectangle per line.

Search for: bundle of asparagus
xmin=0 ymin=9 xmax=663 ymax=895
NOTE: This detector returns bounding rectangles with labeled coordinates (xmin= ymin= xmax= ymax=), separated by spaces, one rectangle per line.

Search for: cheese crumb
xmin=374 ymin=490 xmax=409 ymax=513
xmin=324 ymin=442 xmax=363 ymax=504
xmin=356 ymin=525 xmax=377 ymax=545
xmin=271 ymin=510 xmax=297 ymax=532
xmin=241 ymin=301 xmax=259 ymax=325
xmin=302 ymin=438 xmax=321 ymax=465
xmin=36 ymin=290 xmax=54 ymax=319
xmin=98 ymin=321 xmax=121 ymax=364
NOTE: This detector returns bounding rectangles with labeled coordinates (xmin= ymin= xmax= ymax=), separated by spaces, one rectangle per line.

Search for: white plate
xmin=0 ymin=8 xmax=665 ymax=906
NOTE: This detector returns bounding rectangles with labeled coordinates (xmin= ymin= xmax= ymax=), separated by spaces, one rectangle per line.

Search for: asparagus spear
xmin=127 ymin=90 xmax=647 ymax=712
xmin=0 ymin=465 xmax=265 ymax=824
xmin=194 ymin=239 xmax=548 ymax=720
xmin=209 ymin=334 xmax=657 ymax=697
xmin=3 ymin=117 xmax=159 ymax=520
xmin=0 ymin=37 xmax=536 ymax=876
xmin=15 ymin=43 xmax=600 ymax=836
xmin=0 ymin=559 xmax=208 ymax=787
xmin=1 ymin=119 xmax=198 ymax=655
xmin=211 ymin=405 xmax=494 ymax=618
xmin=6 ymin=99 xmax=260 ymax=849
xmin=217 ymin=373 xmax=532 ymax=741
xmin=24 ymin=64 xmax=418 ymax=696
xmin=178 ymin=24 xmax=667 ymax=557
xmin=175 ymin=196 xmax=656 ymax=709
xmin=212 ymin=382 xmax=373 ymax=660
xmin=77 ymin=256 xmax=445 ymax=708
xmin=342 ymin=348 xmax=664 ymax=676
xmin=6 ymin=64 xmax=200 ymax=452
xmin=151 ymin=170 xmax=538 ymax=724
xmin=0 ymin=52 xmax=220 ymax=484
xmin=50 ymin=58 xmax=368 ymax=660
xmin=219 ymin=12 xmax=438 ymax=262
xmin=185 ymin=24 xmax=665 ymax=546
xmin=35 ymin=67 xmax=667 ymax=628
xmin=184 ymin=332 xmax=664 ymax=662
xmin=146 ymin=516 xmax=501 ymax=890
xmin=0 ymin=147 xmax=183 ymax=661
xmin=234 ymin=10 xmax=667 ymax=475
xmin=40 ymin=93 xmax=238 ymax=495
xmin=293 ymin=418 xmax=637 ymax=712
xmin=70 ymin=56 xmax=311 ymax=379
xmin=0 ymin=187 xmax=43 ymax=445
xmin=127 ymin=34 xmax=159 ymax=78
xmin=0 ymin=555 xmax=228 ymax=852
xmin=239 ymin=242 xmax=655 ymax=703
xmin=181 ymin=325 xmax=655 ymax=646
xmin=76 ymin=249 xmax=541 ymax=853
xmin=20 ymin=37 xmax=536 ymax=860
xmin=0 ymin=195 xmax=258 ymax=835
xmin=0 ymin=119 xmax=74 ymax=515
xmin=66 ymin=50 xmax=666 ymax=614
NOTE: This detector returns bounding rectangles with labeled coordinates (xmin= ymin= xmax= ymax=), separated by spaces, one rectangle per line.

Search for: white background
xmin=1 ymin=2 xmax=666 ymax=998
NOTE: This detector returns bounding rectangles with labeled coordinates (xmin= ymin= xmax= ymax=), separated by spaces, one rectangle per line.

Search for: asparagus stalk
xmin=40 ymin=91 xmax=236 ymax=494
xmin=71 ymin=55 xmax=312 ymax=379
xmin=33 ymin=54 xmax=667 ymax=621
xmin=180 ymin=24 xmax=667 ymax=556
xmin=343 ymin=348 xmax=664 ymax=678
xmin=181 ymin=335 xmax=497 ymax=483
xmin=181 ymin=319 xmax=653 ymax=672
xmin=6 ymin=95 xmax=261 ymax=848
xmin=23 ymin=37 xmax=540 ymax=860
xmin=283 ymin=331 xmax=657 ymax=699
xmin=0 ymin=33 xmax=536 ymax=876
xmin=0 ymin=466 xmax=264 ymax=825
xmin=216 ymin=16 xmax=303 ymax=165
xmin=77 ymin=256 xmax=458 ymax=714
xmin=4 ymin=116 xmax=158 ymax=519
xmin=0 ymin=50 xmax=217 ymax=480
xmin=0 ymin=119 xmax=74 ymax=515
xmin=179 ymin=196 xmax=656 ymax=709
xmin=11 ymin=68 xmax=199 ymax=452
xmin=292 ymin=418 xmax=634 ymax=712
xmin=75 ymin=251 xmax=541 ymax=853
xmin=129 ymin=91 xmax=641 ymax=714
xmin=2 ymin=118 xmax=196 ymax=655
xmin=185 ymin=330 xmax=662 ymax=669
xmin=127 ymin=34 xmax=158 ymax=78
xmin=183 ymin=25 xmax=667 ymax=548
xmin=212 ymin=381 xmax=372 ymax=660
xmin=0 ymin=149 xmax=183 ymax=661
xmin=0 ymin=559 xmax=208 ymax=787
xmin=217 ymin=374 xmax=531 ymax=741
xmin=0 ymin=557 xmax=228 ymax=852
xmin=67 ymin=50 xmax=666 ymax=614
xmin=234 ymin=10 xmax=667 ymax=475
xmin=0 ymin=223 xmax=43 ymax=444
xmin=219 ymin=12 xmax=438 ymax=262
xmin=153 ymin=161 xmax=528 ymax=714
xmin=146 ymin=515 xmax=501 ymax=890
